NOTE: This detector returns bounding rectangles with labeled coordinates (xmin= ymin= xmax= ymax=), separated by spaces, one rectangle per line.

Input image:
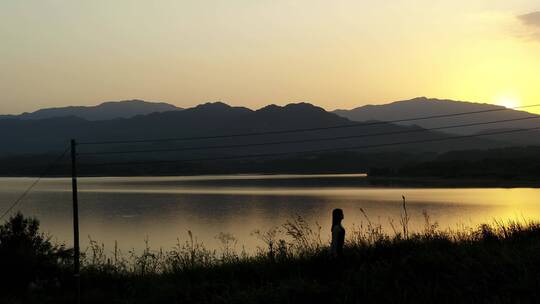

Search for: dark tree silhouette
xmin=0 ymin=213 xmax=70 ymax=294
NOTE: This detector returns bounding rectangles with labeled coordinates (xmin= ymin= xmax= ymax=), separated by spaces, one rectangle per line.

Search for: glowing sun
xmin=496 ymin=97 xmax=520 ymax=109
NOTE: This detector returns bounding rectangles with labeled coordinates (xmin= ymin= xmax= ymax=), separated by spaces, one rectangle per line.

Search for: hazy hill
xmin=0 ymin=99 xmax=181 ymax=121
xmin=0 ymin=102 xmax=502 ymax=160
xmin=334 ymin=97 xmax=540 ymax=140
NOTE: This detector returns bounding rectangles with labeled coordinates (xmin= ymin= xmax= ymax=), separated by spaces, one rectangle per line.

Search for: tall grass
xmin=78 ymin=204 xmax=540 ymax=275
xmin=5 ymin=202 xmax=540 ymax=303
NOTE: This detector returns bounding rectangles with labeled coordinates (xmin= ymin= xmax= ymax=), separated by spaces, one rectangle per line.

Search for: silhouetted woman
xmin=331 ymin=208 xmax=345 ymax=259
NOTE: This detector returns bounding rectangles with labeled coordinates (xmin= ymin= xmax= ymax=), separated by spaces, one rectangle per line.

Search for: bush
xmin=0 ymin=212 xmax=70 ymax=294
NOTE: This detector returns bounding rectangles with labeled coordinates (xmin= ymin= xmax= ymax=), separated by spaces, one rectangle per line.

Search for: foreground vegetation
xmin=2 ymin=210 xmax=540 ymax=303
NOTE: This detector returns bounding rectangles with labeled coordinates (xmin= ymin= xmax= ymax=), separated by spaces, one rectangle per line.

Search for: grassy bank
xmin=3 ymin=212 xmax=540 ymax=303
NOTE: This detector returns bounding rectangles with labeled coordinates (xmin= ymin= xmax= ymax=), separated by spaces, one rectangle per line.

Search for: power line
xmin=77 ymin=103 xmax=540 ymax=146
xmin=79 ymin=125 xmax=540 ymax=168
xmin=78 ymin=116 xmax=540 ymax=156
xmin=0 ymin=147 xmax=70 ymax=221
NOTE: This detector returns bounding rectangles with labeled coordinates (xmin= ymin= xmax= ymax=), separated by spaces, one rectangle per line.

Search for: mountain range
xmin=0 ymin=99 xmax=181 ymax=121
xmin=1 ymin=97 xmax=539 ymax=160
xmin=334 ymin=97 xmax=540 ymax=135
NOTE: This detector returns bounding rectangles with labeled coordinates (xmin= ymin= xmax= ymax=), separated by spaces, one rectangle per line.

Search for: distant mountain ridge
xmin=0 ymin=99 xmax=181 ymax=121
xmin=2 ymin=97 xmax=540 ymax=160
xmin=333 ymin=97 xmax=540 ymax=144
xmin=0 ymin=101 xmax=503 ymax=158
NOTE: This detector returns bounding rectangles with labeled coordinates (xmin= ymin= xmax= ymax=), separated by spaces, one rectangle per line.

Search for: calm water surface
xmin=1 ymin=174 xmax=539 ymax=253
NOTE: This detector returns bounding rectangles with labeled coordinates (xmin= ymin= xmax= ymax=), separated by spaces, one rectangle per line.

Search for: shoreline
xmin=6 ymin=212 xmax=540 ymax=303
xmin=0 ymin=173 xmax=538 ymax=188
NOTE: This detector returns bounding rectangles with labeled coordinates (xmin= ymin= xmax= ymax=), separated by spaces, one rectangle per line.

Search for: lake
xmin=1 ymin=174 xmax=539 ymax=254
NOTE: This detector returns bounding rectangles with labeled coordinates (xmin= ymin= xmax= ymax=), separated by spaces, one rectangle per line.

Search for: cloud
xmin=518 ymin=11 xmax=540 ymax=27
xmin=517 ymin=11 xmax=540 ymax=41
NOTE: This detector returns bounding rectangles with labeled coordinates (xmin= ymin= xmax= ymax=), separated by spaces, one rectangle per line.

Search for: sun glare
xmin=495 ymin=97 xmax=520 ymax=109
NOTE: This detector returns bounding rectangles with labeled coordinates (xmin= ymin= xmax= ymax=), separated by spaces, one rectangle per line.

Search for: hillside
xmin=0 ymin=101 xmax=502 ymax=155
xmin=0 ymin=101 xmax=511 ymax=175
xmin=334 ymin=97 xmax=540 ymax=145
xmin=0 ymin=99 xmax=181 ymax=121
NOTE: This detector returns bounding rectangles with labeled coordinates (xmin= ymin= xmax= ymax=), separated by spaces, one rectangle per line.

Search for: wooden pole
xmin=70 ymin=139 xmax=81 ymax=304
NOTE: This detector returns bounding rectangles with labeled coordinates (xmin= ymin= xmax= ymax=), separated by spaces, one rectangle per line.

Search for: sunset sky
xmin=1 ymin=0 xmax=540 ymax=114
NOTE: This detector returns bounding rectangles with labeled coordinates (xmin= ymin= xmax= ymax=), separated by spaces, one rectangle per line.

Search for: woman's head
xmin=332 ymin=208 xmax=344 ymax=227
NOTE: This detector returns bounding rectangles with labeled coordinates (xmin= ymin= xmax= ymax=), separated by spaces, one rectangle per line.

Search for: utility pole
xmin=70 ymin=139 xmax=81 ymax=304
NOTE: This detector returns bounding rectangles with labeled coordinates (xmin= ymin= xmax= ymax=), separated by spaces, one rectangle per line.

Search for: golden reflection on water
xmin=0 ymin=176 xmax=539 ymax=253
